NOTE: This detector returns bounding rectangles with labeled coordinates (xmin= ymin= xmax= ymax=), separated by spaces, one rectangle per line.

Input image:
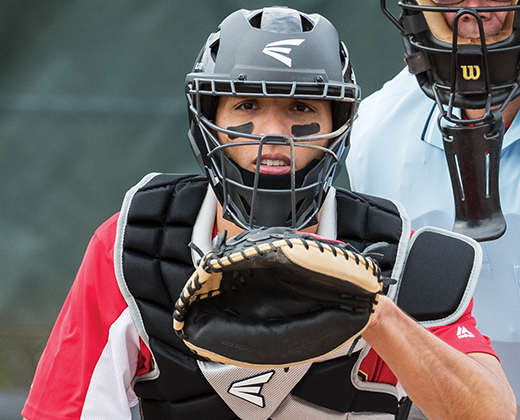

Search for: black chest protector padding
xmin=292 ymin=352 xmax=399 ymax=414
xmin=335 ymin=189 xmax=404 ymax=280
xmin=122 ymin=177 xmax=405 ymax=418
xmin=123 ymin=174 xmax=239 ymax=418
xmin=396 ymin=230 xmax=477 ymax=322
xmin=288 ymin=189 xmax=404 ymax=415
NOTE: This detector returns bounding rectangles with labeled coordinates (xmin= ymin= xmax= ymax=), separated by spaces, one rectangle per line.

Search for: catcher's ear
xmin=395 ymin=227 xmax=482 ymax=328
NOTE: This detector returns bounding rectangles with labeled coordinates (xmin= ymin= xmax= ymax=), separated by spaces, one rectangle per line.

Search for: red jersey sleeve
xmin=22 ymin=214 xmax=145 ymax=420
xmin=427 ymin=299 xmax=497 ymax=358
xmin=360 ymin=298 xmax=497 ymax=385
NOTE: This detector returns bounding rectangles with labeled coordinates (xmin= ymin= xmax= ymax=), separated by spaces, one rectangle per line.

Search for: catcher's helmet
xmin=381 ymin=0 xmax=520 ymax=116
xmin=186 ymin=7 xmax=359 ymax=231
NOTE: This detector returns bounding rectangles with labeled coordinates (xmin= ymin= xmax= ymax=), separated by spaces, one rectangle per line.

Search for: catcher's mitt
xmin=173 ymin=227 xmax=383 ymax=368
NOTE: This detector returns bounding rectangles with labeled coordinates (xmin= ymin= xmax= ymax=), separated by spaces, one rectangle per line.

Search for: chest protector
xmin=116 ymin=173 xmax=412 ymax=419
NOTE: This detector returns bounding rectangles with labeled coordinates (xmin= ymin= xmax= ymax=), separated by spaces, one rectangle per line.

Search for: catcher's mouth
xmin=255 ymin=154 xmax=291 ymax=175
xmin=260 ymin=159 xmax=288 ymax=166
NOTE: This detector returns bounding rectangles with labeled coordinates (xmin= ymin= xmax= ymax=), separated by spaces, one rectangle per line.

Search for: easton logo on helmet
xmin=262 ymin=39 xmax=305 ymax=67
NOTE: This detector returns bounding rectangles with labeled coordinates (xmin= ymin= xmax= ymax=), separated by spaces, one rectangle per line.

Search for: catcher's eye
xmin=235 ymin=101 xmax=258 ymax=110
xmin=293 ymin=103 xmax=314 ymax=113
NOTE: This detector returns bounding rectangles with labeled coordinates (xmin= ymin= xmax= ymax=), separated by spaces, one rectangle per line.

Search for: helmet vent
xmin=210 ymin=39 xmax=220 ymax=62
xmin=248 ymin=8 xmax=315 ymax=34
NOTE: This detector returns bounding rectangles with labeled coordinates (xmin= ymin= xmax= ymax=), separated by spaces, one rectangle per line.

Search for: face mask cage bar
xmin=381 ymin=0 xmax=520 ymax=115
xmin=380 ymin=0 xmax=520 ymax=115
xmin=186 ymin=79 xmax=358 ymax=230
xmin=437 ymin=7 xmax=520 ymax=125
xmin=382 ymin=1 xmax=520 ymax=28
xmin=187 ymin=78 xmax=359 ymax=106
xmin=210 ymin=133 xmax=340 ymax=230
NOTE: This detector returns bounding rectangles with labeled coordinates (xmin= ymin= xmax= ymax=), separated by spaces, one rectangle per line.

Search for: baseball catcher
xmin=22 ymin=6 xmax=516 ymax=420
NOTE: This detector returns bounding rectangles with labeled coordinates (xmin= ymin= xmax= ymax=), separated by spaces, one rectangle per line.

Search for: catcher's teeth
xmin=261 ymin=159 xmax=287 ymax=166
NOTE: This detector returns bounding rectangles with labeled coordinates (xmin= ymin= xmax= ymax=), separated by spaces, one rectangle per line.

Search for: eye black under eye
xmin=292 ymin=123 xmax=320 ymax=137
xmin=226 ymin=122 xmax=254 ymax=140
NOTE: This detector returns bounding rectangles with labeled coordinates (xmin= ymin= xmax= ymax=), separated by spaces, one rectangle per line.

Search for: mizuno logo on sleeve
xmin=457 ymin=326 xmax=475 ymax=339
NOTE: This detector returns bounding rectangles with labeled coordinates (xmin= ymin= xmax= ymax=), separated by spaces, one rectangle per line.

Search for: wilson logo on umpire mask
xmin=460 ymin=65 xmax=481 ymax=81
xmin=262 ymin=39 xmax=305 ymax=67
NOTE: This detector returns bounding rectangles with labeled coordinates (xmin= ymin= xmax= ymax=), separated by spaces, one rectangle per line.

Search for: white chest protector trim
xmin=114 ymin=172 xmax=162 ymax=384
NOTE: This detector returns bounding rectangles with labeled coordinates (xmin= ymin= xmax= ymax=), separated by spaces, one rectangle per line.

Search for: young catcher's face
xmin=215 ymin=96 xmax=332 ymax=174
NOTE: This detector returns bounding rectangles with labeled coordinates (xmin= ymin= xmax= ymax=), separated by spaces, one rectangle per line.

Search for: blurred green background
xmin=0 ymin=0 xmax=405 ymax=416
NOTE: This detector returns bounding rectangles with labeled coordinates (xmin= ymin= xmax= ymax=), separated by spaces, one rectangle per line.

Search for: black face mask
xmin=232 ymin=159 xmax=320 ymax=190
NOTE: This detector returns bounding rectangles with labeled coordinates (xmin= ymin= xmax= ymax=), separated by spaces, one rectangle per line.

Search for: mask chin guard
xmin=439 ymin=109 xmax=506 ymax=242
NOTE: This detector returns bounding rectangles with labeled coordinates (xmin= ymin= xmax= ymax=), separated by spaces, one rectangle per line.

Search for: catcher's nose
xmin=256 ymin=109 xmax=293 ymax=137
